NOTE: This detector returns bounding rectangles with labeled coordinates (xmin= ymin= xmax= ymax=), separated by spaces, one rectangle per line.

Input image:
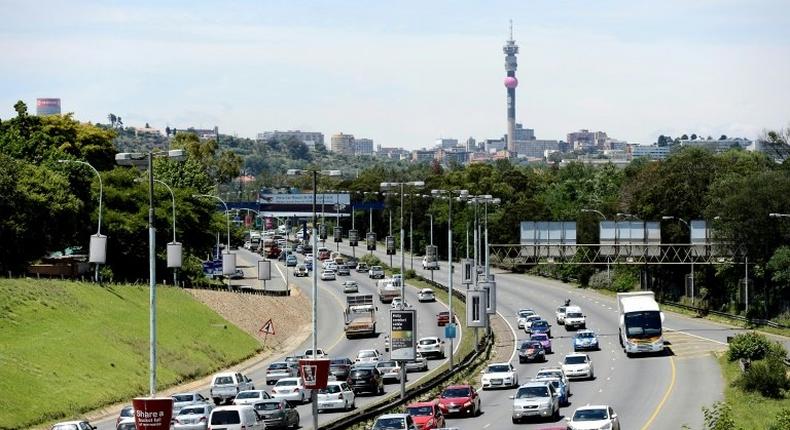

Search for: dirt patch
xmin=490 ymin=314 xmax=517 ymax=363
xmin=187 ymin=287 xmax=311 ymax=351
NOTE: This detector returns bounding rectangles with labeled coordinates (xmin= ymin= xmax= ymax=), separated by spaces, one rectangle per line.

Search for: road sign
xmin=259 ymin=318 xmax=275 ymax=335
xmin=390 ymin=309 xmax=416 ymax=360
xmin=319 ymin=224 xmax=327 ymax=240
xmin=299 ymin=359 xmax=330 ymax=389
xmin=257 ymin=260 xmax=272 ymax=280
xmin=366 ymin=232 xmax=377 ymax=250
xmin=462 ymin=259 xmax=474 ymax=284
xmin=444 ymin=323 xmax=457 ymax=339
xmin=466 ymin=289 xmax=486 ymax=327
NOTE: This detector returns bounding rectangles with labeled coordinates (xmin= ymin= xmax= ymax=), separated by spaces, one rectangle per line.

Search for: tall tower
xmin=503 ymin=21 xmax=519 ymax=155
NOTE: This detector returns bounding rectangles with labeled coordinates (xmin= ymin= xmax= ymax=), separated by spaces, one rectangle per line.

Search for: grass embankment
xmin=718 ymin=355 xmax=790 ymax=429
xmin=0 ymin=279 xmax=261 ymax=429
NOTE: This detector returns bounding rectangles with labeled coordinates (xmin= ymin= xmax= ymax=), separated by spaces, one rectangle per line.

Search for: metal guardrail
xmin=661 ymin=300 xmax=788 ymax=329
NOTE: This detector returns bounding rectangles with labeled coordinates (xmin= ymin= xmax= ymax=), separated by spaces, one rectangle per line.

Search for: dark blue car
xmin=529 ymin=319 xmax=552 ymax=338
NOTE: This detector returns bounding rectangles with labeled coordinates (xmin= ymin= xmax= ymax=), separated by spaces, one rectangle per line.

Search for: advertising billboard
xmin=349 ymin=229 xmax=358 ymax=246
xmin=366 ymin=232 xmax=377 ymax=250
xmin=386 ymin=236 xmax=396 ymax=255
xmin=390 ymin=309 xmax=416 ymax=361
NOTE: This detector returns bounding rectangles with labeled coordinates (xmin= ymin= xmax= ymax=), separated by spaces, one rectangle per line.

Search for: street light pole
xmin=581 ymin=208 xmax=609 ymax=284
xmin=153 ymin=179 xmax=178 ymax=286
xmin=58 ymin=159 xmax=104 ymax=282
xmin=116 ymin=148 xmax=185 ymax=397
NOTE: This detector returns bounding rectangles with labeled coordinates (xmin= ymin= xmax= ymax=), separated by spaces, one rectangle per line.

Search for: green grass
xmin=0 ymin=279 xmax=261 ymax=429
xmin=719 ymin=354 xmax=790 ymax=429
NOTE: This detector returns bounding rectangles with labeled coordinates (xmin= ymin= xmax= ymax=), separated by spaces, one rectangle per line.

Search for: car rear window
xmin=179 ymin=406 xmax=207 ymax=415
xmin=351 ymin=369 xmax=372 ymax=377
xmin=277 ymin=380 xmax=297 ymax=386
xmin=214 ymin=376 xmax=234 ymax=385
xmin=487 ymin=365 xmax=510 ymax=373
xmin=441 ymin=387 xmax=471 ymax=397
xmin=408 ymin=406 xmax=433 ymax=416
xmin=269 ymin=363 xmax=288 ymax=370
xmin=237 ymin=391 xmax=261 ymax=399
xmin=320 ymin=385 xmax=341 ymax=394
xmin=211 ymin=410 xmax=241 ymax=424
xmin=419 ymin=339 xmax=437 ymax=345
xmin=255 ymin=402 xmax=281 ymax=411
xmin=173 ymin=394 xmax=193 ymax=402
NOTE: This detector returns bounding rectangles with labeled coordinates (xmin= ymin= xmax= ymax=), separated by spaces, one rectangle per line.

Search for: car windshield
xmin=515 ymin=386 xmax=550 ymax=398
xmin=521 ymin=341 xmax=542 ymax=350
xmin=276 ymin=380 xmax=297 ymax=386
xmin=625 ymin=311 xmax=662 ymax=338
xmin=173 ymin=394 xmax=194 ymax=402
xmin=351 ymin=369 xmax=372 ymax=377
xmin=319 ymin=385 xmax=341 ymax=394
xmin=331 ymin=358 xmax=350 ymax=365
xmin=441 ymin=387 xmax=471 ymax=398
xmin=378 ymin=361 xmax=396 ymax=367
xmin=566 ymin=312 xmax=583 ymax=318
xmin=407 ymin=406 xmax=433 ymax=416
xmin=532 ymin=321 xmax=548 ymax=328
xmin=179 ymin=406 xmax=207 ymax=415
xmin=255 ymin=402 xmax=281 ymax=411
xmin=557 ymin=306 xmax=566 ymax=313
xmin=573 ymin=408 xmax=609 ymax=421
xmin=237 ymin=391 xmax=260 ymax=399
xmin=487 ymin=365 xmax=511 ymax=373
xmin=211 ymin=411 xmax=241 ymax=425
xmin=372 ymin=418 xmax=406 ymax=430
xmin=549 ymin=380 xmax=561 ymax=390
xmin=419 ymin=339 xmax=437 ymax=345
xmin=51 ymin=426 xmax=79 ymax=430
xmin=577 ymin=332 xmax=595 ymax=339
xmin=269 ymin=363 xmax=288 ymax=370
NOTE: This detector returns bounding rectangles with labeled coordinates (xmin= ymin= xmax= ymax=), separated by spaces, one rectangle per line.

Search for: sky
xmin=2 ymin=0 xmax=789 ymax=149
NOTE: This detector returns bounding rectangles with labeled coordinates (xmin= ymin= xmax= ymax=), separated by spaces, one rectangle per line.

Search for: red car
xmin=436 ymin=384 xmax=481 ymax=417
xmin=406 ymin=401 xmax=445 ymax=429
xmin=436 ymin=311 xmax=450 ymax=326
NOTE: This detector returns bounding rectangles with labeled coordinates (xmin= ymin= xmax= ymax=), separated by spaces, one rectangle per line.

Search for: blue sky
xmin=2 ymin=0 xmax=789 ymax=148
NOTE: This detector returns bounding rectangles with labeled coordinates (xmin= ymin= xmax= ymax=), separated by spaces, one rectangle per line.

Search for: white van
xmin=208 ymin=405 xmax=264 ymax=430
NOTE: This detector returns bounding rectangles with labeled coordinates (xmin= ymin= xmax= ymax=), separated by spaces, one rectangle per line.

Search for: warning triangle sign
xmin=259 ymin=318 xmax=275 ymax=335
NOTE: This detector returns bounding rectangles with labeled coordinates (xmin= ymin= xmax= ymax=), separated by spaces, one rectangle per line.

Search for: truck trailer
xmin=344 ymin=294 xmax=377 ymax=338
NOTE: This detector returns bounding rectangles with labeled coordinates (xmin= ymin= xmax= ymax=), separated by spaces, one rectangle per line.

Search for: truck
xmin=563 ymin=305 xmax=586 ymax=330
xmin=344 ymin=294 xmax=377 ymax=338
xmin=209 ymin=371 xmax=255 ymax=405
xmin=616 ymin=291 xmax=665 ymax=356
xmin=377 ymin=278 xmax=401 ymax=303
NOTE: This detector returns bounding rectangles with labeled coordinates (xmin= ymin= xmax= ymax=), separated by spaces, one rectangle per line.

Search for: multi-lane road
xmin=92 ymin=246 xmax=458 ymax=430
xmin=334 ymin=240 xmax=759 ymax=430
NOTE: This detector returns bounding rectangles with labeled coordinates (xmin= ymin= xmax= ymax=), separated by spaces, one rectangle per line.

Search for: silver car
xmin=173 ymin=404 xmax=214 ymax=430
xmin=266 ymin=361 xmax=297 ymax=385
xmin=172 ymin=392 xmax=208 ymax=415
xmin=404 ymin=352 xmax=429 ymax=372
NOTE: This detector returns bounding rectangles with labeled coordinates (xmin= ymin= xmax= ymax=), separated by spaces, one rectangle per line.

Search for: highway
xmin=92 ymin=245 xmax=456 ymax=430
xmin=335 ymin=240 xmax=747 ymax=429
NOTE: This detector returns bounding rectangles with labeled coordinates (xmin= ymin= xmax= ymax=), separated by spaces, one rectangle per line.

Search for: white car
xmin=50 ymin=421 xmax=97 ymax=430
xmin=535 ymin=367 xmax=571 ymax=396
xmin=391 ymin=297 xmax=410 ymax=309
xmin=265 ymin=361 xmax=297 ymax=385
xmin=355 ymin=349 xmax=382 ymax=363
xmin=376 ymin=360 xmax=403 ymax=382
xmin=481 ymin=362 xmax=519 ymax=389
xmin=342 ymin=280 xmax=359 ymax=293
xmin=566 ymin=405 xmax=621 ymax=430
xmin=171 ymin=392 xmax=208 ymax=414
xmin=271 ymin=377 xmax=311 ymax=403
xmin=523 ymin=314 xmax=542 ymax=331
xmin=563 ymin=306 xmax=586 ymax=330
xmin=317 ymin=381 xmax=356 ymax=412
xmin=422 ymin=256 xmax=439 ymax=270
xmin=417 ymin=288 xmax=436 ymax=302
xmin=516 ymin=309 xmax=536 ymax=329
xmin=555 ymin=305 xmax=568 ymax=324
xmin=304 ymin=348 xmax=327 ymax=358
xmin=404 ymin=352 xmax=429 ymax=372
xmin=561 ymin=353 xmax=594 ymax=379
xmin=416 ymin=336 xmax=445 ymax=359
xmin=233 ymin=389 xmax=271 ymax=405
xmin=372 ymin=414 xmax=419 ymax=430
xmin=321 ymin=270 xmax=336 ymax=281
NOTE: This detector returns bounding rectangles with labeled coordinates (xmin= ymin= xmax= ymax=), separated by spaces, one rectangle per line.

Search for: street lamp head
xmin=458 ymin=190 xmax=469 ymax=197
xmin=492 ymin=198 xmax=501 ymax=204
xmin=322 ymin=170 xmax=342 ymax=177
xmin=408 ymin=181 xmax=425 ymax=187
xmin=115 ymin=152 xmax=142 ymax=166
xmin=662 ymin=216 xmax=675 ymax=220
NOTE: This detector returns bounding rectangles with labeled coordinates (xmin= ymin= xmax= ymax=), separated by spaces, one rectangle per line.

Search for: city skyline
xmin=2 ymin=1 xmax=789 ymax=148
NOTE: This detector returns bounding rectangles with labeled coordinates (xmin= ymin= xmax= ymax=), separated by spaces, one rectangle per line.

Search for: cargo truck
xmin=344 ymin=294 xmax=377 ymax=338
xmin=377 ymin=278 xmax=401 ymax=303
xmin=617 ymin=291 xmax=665 ymax=356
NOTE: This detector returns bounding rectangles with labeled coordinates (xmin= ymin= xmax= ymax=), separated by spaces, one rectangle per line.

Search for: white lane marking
xmin=664 ymin=327 xmax=728 ymax=345
xmin=497 ymin=309 xmax=519 ymax=363
xmin=483 ymin=424 xmax=491 ymax=429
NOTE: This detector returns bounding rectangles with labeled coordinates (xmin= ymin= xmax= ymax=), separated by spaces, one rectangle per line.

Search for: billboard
xmin=258 ymin=193 xmax=350 ymax=205
xmin=349 ymin=229 xmax=358 ymax=246
xmin=366 ymin=232 xmax=377 ymax=250
xmin=390 ymin=309 xmax=416 ymax=360
xmin=520 ymin=221 xmax=577 ymax=257
xmin=333 ymin=226 xmax=343 ymax=243
xmin=386 ymin=236 xmax=396 ymax=255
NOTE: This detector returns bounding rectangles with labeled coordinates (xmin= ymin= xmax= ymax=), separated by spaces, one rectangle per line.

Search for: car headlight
xmin=599 ymin=424 xmax=612 ymax=430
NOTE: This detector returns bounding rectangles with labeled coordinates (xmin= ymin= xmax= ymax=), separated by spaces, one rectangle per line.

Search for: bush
xmin=403 ymin=269 xmax=417 ymax=279
xmin=727 ymin=332 xmax=781 ymax=362
xmin=703 ymin=401 xmax=741 ymax=430
xmin=587 ymin=270 xmax=610 ymax=290
xmin=735 ymin=356 xmax=790 ymax=398
xmin=767 ymin=408 xmax=790 ymax=430
xmin=358 ymin=254 xmax=381 ymax=267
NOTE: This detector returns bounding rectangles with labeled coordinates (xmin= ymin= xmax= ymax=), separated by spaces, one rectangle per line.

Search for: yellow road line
xmin=640 ymin=356 xmax=676 ymax=430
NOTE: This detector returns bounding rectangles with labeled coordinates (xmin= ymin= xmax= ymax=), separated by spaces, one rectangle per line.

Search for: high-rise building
xmin=436 ymin=138 xmax=459 ymax=150
xmin=514 ymin=123 xmax=535 ymax=141
xmin=567 ymin=129 xmax=607 ymax=151
xmin=36 ymin=98 xmax=61 ymax=116
xmin=355 ymin=138 xmax=374 ymax=155
xmin=465 ymin=137 xmax=478 ymax=152
xmin=503 ymin=21 xmax=519 ymax=155
xmin=330 ymin=132 xmax=356 ymax=155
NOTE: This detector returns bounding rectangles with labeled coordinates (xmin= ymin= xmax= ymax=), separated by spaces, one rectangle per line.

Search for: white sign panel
xmin=259 ymin=193 xmax=351 ymax=205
